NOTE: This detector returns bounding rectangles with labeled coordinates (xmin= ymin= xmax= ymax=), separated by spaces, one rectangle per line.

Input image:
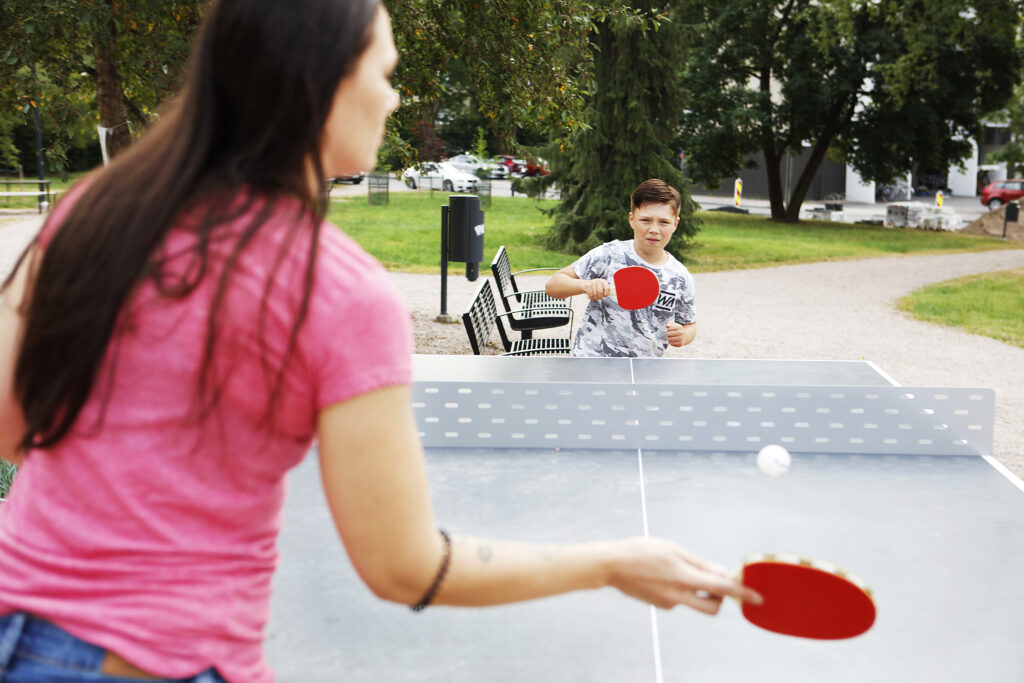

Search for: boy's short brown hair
xmin=630 ymin=178 xmax=681 ymax=215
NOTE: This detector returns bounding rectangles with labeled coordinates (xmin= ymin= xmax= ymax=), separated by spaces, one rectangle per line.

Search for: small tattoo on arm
xmin=477 ymin=545 xmax=493 ymax=563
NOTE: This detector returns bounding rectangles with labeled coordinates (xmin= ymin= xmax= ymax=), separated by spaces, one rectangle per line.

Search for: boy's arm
xmin=666 ymin=271 xmax=697 ymax=347
xmin=546 ymin=266 xmax=612 ymax=301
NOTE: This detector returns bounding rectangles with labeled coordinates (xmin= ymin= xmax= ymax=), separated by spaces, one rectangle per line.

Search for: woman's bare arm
xmin=317 ymin=386 xmax=761 ymax=611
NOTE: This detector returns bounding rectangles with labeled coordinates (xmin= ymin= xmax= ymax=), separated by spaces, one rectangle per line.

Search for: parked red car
xmin=494 ymin=155 xmax=550 ymax=177
xmin=980 ymin=178 xmax=1024 ymax=210
xmin=493 ymin=155 xmax=526 ymax=176
xmin=522 ymin=158 xmax=550 ymax=177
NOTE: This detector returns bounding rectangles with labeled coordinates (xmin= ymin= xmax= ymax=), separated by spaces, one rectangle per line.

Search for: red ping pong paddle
xmin=610 ymin=266 xmax=659 ymax=310
xmin=739 ymin=553 xmax=876 ymax=640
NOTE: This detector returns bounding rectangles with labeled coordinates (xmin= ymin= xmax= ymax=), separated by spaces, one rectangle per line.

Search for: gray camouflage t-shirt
xmin=570 ymin=240 xmax=695 ymax=358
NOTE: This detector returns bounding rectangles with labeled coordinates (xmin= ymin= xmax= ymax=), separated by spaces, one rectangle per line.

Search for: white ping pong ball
xmin=757 ymin=444 xmax=791 ymax=477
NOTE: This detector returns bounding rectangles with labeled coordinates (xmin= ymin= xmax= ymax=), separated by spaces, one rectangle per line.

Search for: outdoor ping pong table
xmin=267 ymin=355 xmax=1024 ymax=682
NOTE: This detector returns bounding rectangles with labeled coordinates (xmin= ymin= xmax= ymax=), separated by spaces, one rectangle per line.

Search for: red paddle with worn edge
xmin=739 ymin=553 xmax=876 ymax=639
xmin=609 ymin=266 xmax=659 ymax=310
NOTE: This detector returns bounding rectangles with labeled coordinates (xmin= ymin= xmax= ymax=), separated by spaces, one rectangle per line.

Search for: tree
xmin=384 ymin=0 xmax=604 ymax=166
xmin=679 ymin=0 xmax=1024 ymax=222
xmin=987 ymin=84 xmax=1024 ymax=177
xmin=431 ymin=58 xmax=491 ymax=158
xmin=1 ymin=1 xmax=607 ymax=175
xmin=0 ymin=1 xmax=203 ymax=172
xmin=539 ymin=4 xmax=700 ymax=256
xmin=472 ymin=126 xmax=488 ymax=160
xmin=1 ymin=64 xmax=102 ymax=174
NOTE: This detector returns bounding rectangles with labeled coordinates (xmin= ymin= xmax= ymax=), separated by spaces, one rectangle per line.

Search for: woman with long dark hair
xmin=0 ymin=1 xmax=759 ymax=680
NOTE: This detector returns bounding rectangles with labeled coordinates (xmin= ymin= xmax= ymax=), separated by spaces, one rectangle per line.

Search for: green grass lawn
xmin=898 ymin=269 xmax=1024 ymax=349
xmin=327 ymin=192 xmax=1022 ymax=274
xmin=329 ymin=193 xmax=572 ymax=273
xmin=680 ymin=211 xmax=1022 ymax=271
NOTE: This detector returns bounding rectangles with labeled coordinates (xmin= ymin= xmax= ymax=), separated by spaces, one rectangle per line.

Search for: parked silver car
xmin=401 ymin=161 xmax=480 ymax=192
xmin=446 ymin=153 xmax=508 ymax=180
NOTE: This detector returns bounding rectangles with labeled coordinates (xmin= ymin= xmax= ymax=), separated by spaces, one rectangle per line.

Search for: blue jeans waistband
xmin=0 ymin=613 xmax=226 ymax=682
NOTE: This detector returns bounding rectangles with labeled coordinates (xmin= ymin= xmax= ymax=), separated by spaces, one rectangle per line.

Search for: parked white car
xmin=401 ymin=162 xmax=480 ymax=192
xmin=446 ymin=153 xmax=509 ymax=179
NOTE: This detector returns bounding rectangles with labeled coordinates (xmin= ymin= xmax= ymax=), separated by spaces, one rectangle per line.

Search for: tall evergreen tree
xmin=543 ymin=5 xmax=699 ymax=257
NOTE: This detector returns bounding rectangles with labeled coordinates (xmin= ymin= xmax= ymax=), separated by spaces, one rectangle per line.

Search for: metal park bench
xmin=462 ymin=280 xmax=572 ymax=356
xmin=489 ymin=245 xmax=572 ymax=339
xmin=0 ymin=179 xmax=54 ymax=213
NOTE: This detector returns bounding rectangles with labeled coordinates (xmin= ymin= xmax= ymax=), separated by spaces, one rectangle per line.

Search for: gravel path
xmin=3 ymin=213 xmax=1023 ymax=480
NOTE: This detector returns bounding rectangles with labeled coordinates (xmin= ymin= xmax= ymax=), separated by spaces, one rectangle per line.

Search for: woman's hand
xmin=604 ymin=537 xmax=762 ymax=613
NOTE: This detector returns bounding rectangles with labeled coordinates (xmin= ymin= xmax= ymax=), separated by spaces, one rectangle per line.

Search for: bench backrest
xmin=462 ymin=280 xmax=511 ymax=354
xmin=0 ymin=180 xmax=50 ymax=187
xmin=490 ymin=246 xmax=519 ymax=312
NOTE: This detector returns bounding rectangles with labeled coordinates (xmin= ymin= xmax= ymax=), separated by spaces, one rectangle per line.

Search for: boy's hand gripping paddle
xmin=739 ymin=553 xmax=876 ymax=640
xmin=609 ymin=266 xmax=659 ymax=310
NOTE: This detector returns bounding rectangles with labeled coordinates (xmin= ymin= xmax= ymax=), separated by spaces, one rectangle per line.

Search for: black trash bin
xmin=447 ymin=195 xmax=485 ymax=281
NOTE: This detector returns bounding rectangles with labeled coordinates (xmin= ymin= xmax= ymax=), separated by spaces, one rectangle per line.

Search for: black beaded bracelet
xmin=411 ymin=529 xmax=451 ymax=612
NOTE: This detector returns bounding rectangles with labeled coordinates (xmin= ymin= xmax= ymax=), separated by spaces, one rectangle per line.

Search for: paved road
xmin=329 ymin=177 xmax=990 ymax=227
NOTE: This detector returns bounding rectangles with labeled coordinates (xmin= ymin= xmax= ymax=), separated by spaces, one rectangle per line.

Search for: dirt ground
xmin=960 ymin=204 xmax=1024 ymax=241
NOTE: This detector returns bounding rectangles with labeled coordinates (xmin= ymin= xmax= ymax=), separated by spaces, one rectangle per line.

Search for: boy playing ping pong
xmin=545 ymin=178 xmax=696 ymax=357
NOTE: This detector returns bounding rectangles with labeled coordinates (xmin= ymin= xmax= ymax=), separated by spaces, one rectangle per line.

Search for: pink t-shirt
xmin=0 ymin=192 xmax=413 ymax=681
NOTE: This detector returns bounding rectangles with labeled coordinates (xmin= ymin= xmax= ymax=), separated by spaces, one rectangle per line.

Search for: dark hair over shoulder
xmin=631 ymin=179 xmax=681 ymax=215
xmin=6 ymin=0 xmax=380 ymax=451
